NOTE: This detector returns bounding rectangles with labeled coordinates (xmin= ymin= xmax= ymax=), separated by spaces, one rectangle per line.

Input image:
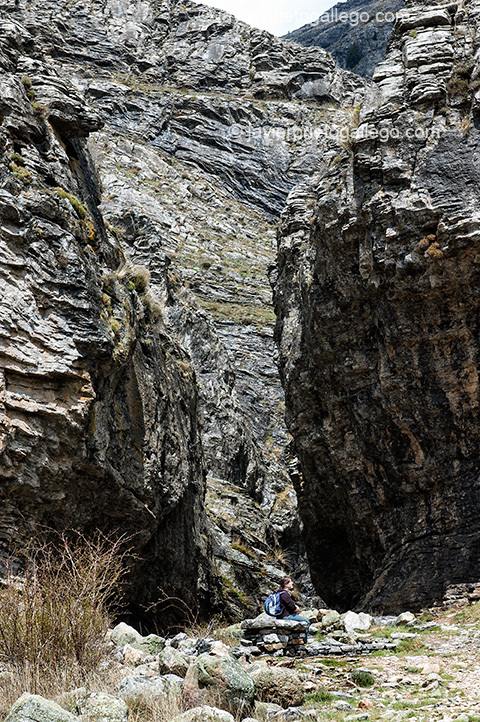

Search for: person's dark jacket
xmin=278 ymin=590 xmax=296 ymax=618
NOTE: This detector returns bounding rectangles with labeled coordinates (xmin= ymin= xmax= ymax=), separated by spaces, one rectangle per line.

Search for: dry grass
xmin=0 ymin=531 xmax=128 ymax=717
xmin=125 ymin=688 xmax=187 ymax=722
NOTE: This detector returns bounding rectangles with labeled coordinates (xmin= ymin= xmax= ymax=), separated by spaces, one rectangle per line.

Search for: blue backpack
xmin=264 ymin=591 xmax=282 ymax=617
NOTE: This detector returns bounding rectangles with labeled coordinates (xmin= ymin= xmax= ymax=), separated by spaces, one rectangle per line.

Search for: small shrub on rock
xmin=350 ymin=669 xmax=376 ymax=688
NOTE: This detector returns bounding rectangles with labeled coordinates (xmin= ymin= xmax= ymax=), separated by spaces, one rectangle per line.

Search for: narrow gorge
xmin=1 ymin=0 xmax=480 ymax=627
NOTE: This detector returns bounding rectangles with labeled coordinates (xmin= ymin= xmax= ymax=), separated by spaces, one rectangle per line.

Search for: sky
xmin=204 ymin=0 xmax=335 ymax=36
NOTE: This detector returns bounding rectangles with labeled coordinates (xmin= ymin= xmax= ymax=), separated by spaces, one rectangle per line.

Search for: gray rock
xmin=183 ymin=653 xmax=255 ymax=715
xmin=285 ymin=0 xmax=402 ymax=78
xmin=131 ymin=634 xmax=165 ymax=656
xmin=117 ymin=676 xmax=166 ymax=703
xmin=5 ymin=694 xmax=78 ymax=722
xmin=160 ymin=674 xmax=185 ymax=691
xmin=343 ymin=611 xmax=372 ymax=633
xmin=171 ymin=708 xmax=234 ymax=722
xmin=110 ymin=624 xmax=142 ymax=648
xmin=157 ymin=647 xmax=190 ymax=678
xmin=334 ymin=700 xmax=353 ymax=711
xmin=250 ymin=664 xmax=304 ymax=707
xmin=395 ymin=612 xmax=416 ymax=625
xmin=273 ymin=0 xmax=480 ymax=612
xmin=76 ymin=694 xmax=128 ymax=722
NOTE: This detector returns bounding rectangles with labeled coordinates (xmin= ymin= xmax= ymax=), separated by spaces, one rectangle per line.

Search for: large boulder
xmin=5 ymin=694 xmax=78 ymax=722
xmin=343 ymin=611 xmax=373 ymax=634
xmin=75 ymin=693 xmax=128 ymax=722
xmin=183 ymin=653 xmax=255 ymax=715
xmin=117 ymin=676 xmax=166 ymax=704
xmin=157 ymin=647 xmax=190 ymax=678
xmin=109 ymin=623 xmax=142 ymax=648
xmin=249 ymin=664 xmax=304 ymax=708
xmin=131 ymin=634 xmax=165 ymax=656
xmin=171 ymin=707 xmax=235 ymax=722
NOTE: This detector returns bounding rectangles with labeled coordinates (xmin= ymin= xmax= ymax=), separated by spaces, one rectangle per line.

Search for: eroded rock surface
xmin=274 ymin=0 xmax=480 ymax=612
xmin=1 ymin=0 xmax=367 ymax=615
xmin=285 ymin=0 xmax=403 ymax=78
xmin=0 ymin=14 xmax=218 ymax=622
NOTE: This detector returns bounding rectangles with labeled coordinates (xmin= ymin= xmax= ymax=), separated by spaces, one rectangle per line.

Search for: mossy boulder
xmin=249 ymin=664 xmax=304 ymax=708
xmin=131 ymin=633 xmax=165 ymax=655
xmin=109 ymin=623 xmax=142 ymax=647
xmin=5 ymin=694 xmax=78 ymax=722
xmin=183 ymin=653 xmax=255 ymax=715
xmin=157 ymin=646 xmax=189 ymax=677
xmin=76 ymin=693 xmax=128 ymax=722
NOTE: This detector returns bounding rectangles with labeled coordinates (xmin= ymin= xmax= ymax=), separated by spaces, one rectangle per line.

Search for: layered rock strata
xmin=1 ymin=0 xmax=366 ymax=614
xmin=285 ymin=0 xmax=403 ymax=77
xmin=274 ymin=0 xmax=480 ymax=612
xmin=0 ymin=14 xmax=219 ymax=623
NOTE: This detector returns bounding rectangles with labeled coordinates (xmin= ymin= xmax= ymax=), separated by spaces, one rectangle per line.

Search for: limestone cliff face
xmin=0 ymin=0 xmax=364 ymax=613
xmin=274 ymin=0 xmax=480 ymax=612
xmin=285 ymin=0 xmax=403 ymax=78
xmin=1 ymin=0 xmax=367 ymax=615
xmin=0 ymin=16 xmax=218 ymax=623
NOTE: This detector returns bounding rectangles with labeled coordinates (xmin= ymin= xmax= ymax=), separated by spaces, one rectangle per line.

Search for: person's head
xmin=278 ymin=576 xmax=293 ymax=591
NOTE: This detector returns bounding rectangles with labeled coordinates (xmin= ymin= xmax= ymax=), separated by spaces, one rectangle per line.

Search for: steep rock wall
xmin=274 ymin=0 xmax=480 ymax=612
xmin=285 ymin=0 xmax=403 ymax=78
xmin=0 ymin=16 xmax=219 ymax=624
xmin=2 ymin=0 xmax=366 ymax=614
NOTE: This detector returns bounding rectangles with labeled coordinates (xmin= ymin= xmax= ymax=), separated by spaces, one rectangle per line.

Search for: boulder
xmin=123 ymin=645 xmax=147 ymax=666
xmin=209 ymin=641 xmax=231 ymax=657
xmin=343 ymin=611 xmax=373 ymax=634
xmin=171 ymin=707 xmax=234 ymax=722
xmin=157 ymin=647 xmax=190 ymax=677
xmin=161 ymin=674 xmax=185 ymax=692
xmin=301 ymin=609 xmax=319 ymax=622
xmin=395 ymin=612 xmax=416 ymax=625
xmin=109 ymin=623 xmax=142 ymax=647
xmin=5 ymin=694 xmax=78 ymax=722
xmin=75 ymin=693 xmax=128 ymax=722
xmin=117 ymin=676 xmax=166 ymax=704
xmin=249 ymin=664 xmax=304 ymax=708
xmin=241 ymin=613 xmax=277 ymax=631
xmin=320 ymin=610 xmax=341 ymax=629
xmin=131 ymin=634 xmax=165 ymax=655
xmin=222 ymin=624 xmax=242 ymax=640
xmin=133 ymin=662 xmax=159 ymax=678
xmin=254 ymin=700 xmax=283 ymax=718
xmin=183 ymin=653 xmax=255 ymax=715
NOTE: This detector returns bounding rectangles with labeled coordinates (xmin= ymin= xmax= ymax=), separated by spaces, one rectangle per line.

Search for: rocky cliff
xmin=0 ymin=15 xmax=221 ymax=626
xmin=285 ymin=0 xmax=403 ymax=77
xmin=0 ymin=0 xmax=366 ymax=619
xmin=274 ymin=0 xmax=480 ymax=612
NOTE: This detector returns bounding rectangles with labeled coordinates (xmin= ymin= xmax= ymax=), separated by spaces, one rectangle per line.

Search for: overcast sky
xmin=205 ymin=0 xmax=335 ymax=36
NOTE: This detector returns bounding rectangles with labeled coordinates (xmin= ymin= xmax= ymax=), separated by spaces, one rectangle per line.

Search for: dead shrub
xmin=0 ymin=531 xmax=127 ymax=690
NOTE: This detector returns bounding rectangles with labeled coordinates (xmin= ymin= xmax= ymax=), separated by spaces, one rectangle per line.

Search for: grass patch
xmin=318 ymin=658 xmax=353 ymax=668
xmin=231 ymin=542 xmax=256 ymax=560
xmin=10 ymin=162 xmax=32 ymax=185
xmin=117 ymin=263 xmax=151 ymax=293
xmin=369 ymin=624 xmax=415 ymax=639
xmin=391 ymin=696 xmax=440 ymax=711
xmin=55 ymin=187 xmax=87 ymax=219
xmin=454 ymin=601 xmax=480 ymax=624
xmin=350 ymin=669 xmax=375 ymax=687
xmin=197 ymin=299 xmax=276 ymax=328
xmin=305 ymin=689 xmax=335 ymax=705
